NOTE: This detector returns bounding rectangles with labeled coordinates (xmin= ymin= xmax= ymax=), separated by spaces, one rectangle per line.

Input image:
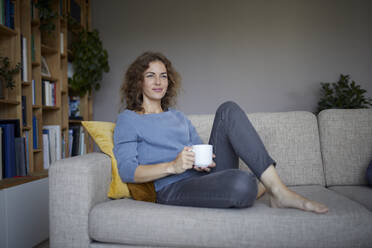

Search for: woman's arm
xmin=133 ymin=146 xmax=195 ymax=183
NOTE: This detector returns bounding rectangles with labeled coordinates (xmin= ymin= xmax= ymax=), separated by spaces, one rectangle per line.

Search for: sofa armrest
xmin=49 ymin=152 xmax=111 ymax=248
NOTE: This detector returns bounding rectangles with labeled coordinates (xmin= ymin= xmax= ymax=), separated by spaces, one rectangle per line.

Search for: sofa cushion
xmin=329 ymin=185 xmax=372 ymax=211
xmin=89 ymin=185 xmax=372 ymax=248
xmin=318 ymin=109 xmax=372 ymax=186
xmin=188 ymin=111 xmax=325 ymax=186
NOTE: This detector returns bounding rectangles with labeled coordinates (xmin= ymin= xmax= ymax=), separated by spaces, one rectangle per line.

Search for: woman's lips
xmin=153 ymin=88 xmax=163 ymax=92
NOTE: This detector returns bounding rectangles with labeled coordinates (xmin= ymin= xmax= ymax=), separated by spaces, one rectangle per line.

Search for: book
xmin=70 ymin=0 xmax=81 ymax=23
xmin=68 ymin=129 xmax=73 ymax=156
xmin=42 ymin=131 xmax=50 ymax=169
xmin=23 ymin=130 xmax=30 ymax=174
xmin=32 ymin=79 xmax=35 ymax=105
xmin=0 ymin=123 xmax=16 ymax=178
xmin=15 ymin=137 xmax=27 ymax=176
xmin=60 ymin=32 xmax=64 ymax=54
xmin=43 ymin=125 xmax=61 ymax=163
xmin=62 ymin=132 xmax=66 ymax=159
xmin=9 ymin=0 xmax=14 ymax=29
xmin=70 ymin=125 xmax=80 ymax=156
xmin=32 ymin=116 xmax=38 ymax=149
xmin=4 ymin=0 xmax=10 ymax=28
xmin=79 ymin=129 xmax=85 ymax=155
xmin=0 ymin=0 xmax=4 ymax=25
xmin=31 ymin=35 xmax=35 ymax=62
xmin=22 ymin=95 xmax=27 ymax=126
xmin=0 ymin=127 xmax=2 ymax=180
xmin=22 ymin=36 xmax=28 ymax=82
xmin=0 ymin=119 xmax=20 ymax=137
xmin=41 ymin=80 xmax=45 ymax=105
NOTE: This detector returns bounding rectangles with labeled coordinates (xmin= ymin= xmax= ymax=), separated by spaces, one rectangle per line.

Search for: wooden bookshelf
xmin=0 ymin=0 xmax=93 ymax=188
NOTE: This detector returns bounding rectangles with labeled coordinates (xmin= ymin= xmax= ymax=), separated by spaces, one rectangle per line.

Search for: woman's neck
xmin=141 ymin=101 xmax=163 ymax=114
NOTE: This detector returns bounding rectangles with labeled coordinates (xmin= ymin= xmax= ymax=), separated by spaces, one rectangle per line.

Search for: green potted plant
xmin=36 ymin=0 xmax=57 ymax=43
xmin=69 ymin=29 xmax=109 ymax=96
xmin=317 ymin=74 xmax=372 ymax=114
xmin=0 ymin=56 xmax=22 ymax=99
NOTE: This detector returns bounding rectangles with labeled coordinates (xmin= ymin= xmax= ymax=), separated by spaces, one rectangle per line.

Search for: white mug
xmin=192 ymin=144 xmax=213 ymax=168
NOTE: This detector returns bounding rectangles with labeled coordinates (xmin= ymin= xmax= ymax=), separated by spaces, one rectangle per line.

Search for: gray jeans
xmin=156 ymin=101 xmax=276 ymax=208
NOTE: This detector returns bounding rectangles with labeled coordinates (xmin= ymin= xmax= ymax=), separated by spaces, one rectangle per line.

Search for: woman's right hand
xmin=172 ymin=147 xmax=195 ymax=174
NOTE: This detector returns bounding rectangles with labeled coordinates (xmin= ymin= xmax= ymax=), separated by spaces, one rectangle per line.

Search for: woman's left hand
xmin=193 ymin=154 xmax=216 ymax=173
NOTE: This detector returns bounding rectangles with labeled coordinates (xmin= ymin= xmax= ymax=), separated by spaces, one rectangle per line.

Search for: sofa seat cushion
xmin=329 ymin=185 xmax=372 ymax=211
xmin=89 ymin=185 xmax=372 ymax=248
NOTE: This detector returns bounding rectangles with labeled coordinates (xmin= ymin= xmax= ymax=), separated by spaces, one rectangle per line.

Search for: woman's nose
xmin=155 ymin=76 xmax=161 ymax=85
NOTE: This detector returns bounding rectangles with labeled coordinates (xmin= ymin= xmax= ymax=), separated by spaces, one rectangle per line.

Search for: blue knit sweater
xmin=113 ymin=108 xmax=203 ymax=192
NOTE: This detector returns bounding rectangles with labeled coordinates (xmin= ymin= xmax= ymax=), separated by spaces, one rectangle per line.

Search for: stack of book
xmin=42 ymin=80 xmax=57 ymax=106
xmin=0 ymin=119 xmax=29 ymax=180
xmin=0 ymin=0 xmax=15 ymax=29
xmin=69 ymin=125 xmax=86 ymax=157
xmin=42 ymin=125 xmax=61 ymax=169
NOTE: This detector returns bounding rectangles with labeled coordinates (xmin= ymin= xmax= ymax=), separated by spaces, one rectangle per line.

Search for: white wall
xmin=91 ymin=0 xmax=372 ymax=121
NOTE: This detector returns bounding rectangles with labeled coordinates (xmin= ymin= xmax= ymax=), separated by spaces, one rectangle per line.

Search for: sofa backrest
xmin=188 ymin=111 xmax=325 ymax=186
xmin=318 ymin=109 xmax=372 ymax=186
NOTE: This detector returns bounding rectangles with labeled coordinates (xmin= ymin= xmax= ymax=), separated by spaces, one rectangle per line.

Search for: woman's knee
xmin=217 ymin=101 xmax=240 ymax=113
xmin=224 ymin=170 xmax=258 ymax=208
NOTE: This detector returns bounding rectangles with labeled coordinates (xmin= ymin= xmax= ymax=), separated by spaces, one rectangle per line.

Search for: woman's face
xmin=141 ymin=60 xmax=168 ymax=104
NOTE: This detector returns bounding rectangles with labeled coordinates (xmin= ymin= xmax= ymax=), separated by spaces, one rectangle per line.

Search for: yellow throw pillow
xmin=81 ymin=121 xmax=131 ymax=199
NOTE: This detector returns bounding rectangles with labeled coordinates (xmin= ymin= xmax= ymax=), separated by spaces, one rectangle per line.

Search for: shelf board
xmin=62 ymin=126 xmax=68 ymax=130
xmin=33 ymin=149 xmax=42 ymax=153
xmin=22 ymin=81 xmax=31 ymax=86
xmin=32 ymin=104 xmax=42 ymax=109
xmin=0 ymin=24 xmax=17 ymax=36
xmin=41 ymin=44 xmax=58 ymax=55
xmin=0 ymin=172 xmax=48 ymax=190
xmin=42 ymin=105 xmax=60 ymax=110
xmin=32 ymin=61 xmax=40 ymax=67
xmin=42 ymin=75 xmax=59 ymax=81
xmin=0 ymin=99 xmax=20 ymax=105
xmin=22 ymin=126 xmax=31 ymax=130
xmin=31 ymin=19 xmax=40 ymax=27
xmin=69 ymin=119 xmax=83 ymax=124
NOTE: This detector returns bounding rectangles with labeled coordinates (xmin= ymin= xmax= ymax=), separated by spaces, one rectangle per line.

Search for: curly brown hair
xmin=120 ymin=52 xmax=181 ymax=113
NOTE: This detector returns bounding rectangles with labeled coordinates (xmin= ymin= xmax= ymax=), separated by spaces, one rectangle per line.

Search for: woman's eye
xmin=146 ymin=74 xmax=154 ymax=78
xmin=161 ymin=74 xmax=168 ymax=79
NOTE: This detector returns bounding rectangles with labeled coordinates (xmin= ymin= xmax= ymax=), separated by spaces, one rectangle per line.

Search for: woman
xmin=113 ymin=51 xmax=328 ymax=213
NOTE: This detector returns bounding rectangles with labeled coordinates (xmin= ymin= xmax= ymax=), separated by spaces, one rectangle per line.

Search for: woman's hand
xmin=172 ymin=147 xmax=195 ymax=174
xmin=193 ymin=154 xmax=216 ymax=173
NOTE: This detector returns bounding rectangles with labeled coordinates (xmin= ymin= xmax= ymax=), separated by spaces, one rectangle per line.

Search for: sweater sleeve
xmin=113 ymin=113 xmax=139 ymax=183
xmin=185 ymin=116 xmax=203 ymax=145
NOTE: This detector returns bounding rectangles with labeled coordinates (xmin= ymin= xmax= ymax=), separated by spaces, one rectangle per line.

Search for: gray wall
xmin=91 ymin=0 xmax=372 ymax=121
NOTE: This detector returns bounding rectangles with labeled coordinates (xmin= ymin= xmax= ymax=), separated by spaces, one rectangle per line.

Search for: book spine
xmin=32 ymin=116 xmax=38 ymax=149
xmin=42 ymin=80 xmax=45 ymax=106
xmin=0 ymin=124 xmax=16 ymax=178
xmin=22 ymin=95 xmax=27 ymax=126
xmin=4 ymin=0 xmax=10 ymax=28
xmin=22 ymin=37 xmax=28 ymax=82
xmin=24 ymin=130 xmax=30 ymax=175
xmin=0 ymin=127 xmax=2 ymax=180
xmin=0 ymin=0 xmax=4 ymax=25
xmin=9 ymin=0 xmax=13 ymax=29
xmin=31 ymin=35 xmax=35 ymax=62
xmin=42 ymin=131 xmax=50 ymax=169
xmin=60 ymin=32 xmax=64 ymax=54
xmin=32 ymin=79 xmax=35 ymax=105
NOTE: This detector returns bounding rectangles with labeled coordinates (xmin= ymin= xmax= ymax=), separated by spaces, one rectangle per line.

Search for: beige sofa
xmin=49 ymin=109 xmax=372 ymax=248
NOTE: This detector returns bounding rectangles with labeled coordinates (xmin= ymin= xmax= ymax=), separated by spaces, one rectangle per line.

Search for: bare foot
xmin=269 ymin=187 xmax=329 ymax=214
xmin=256 ymin=181 xmax=266 ymax=199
